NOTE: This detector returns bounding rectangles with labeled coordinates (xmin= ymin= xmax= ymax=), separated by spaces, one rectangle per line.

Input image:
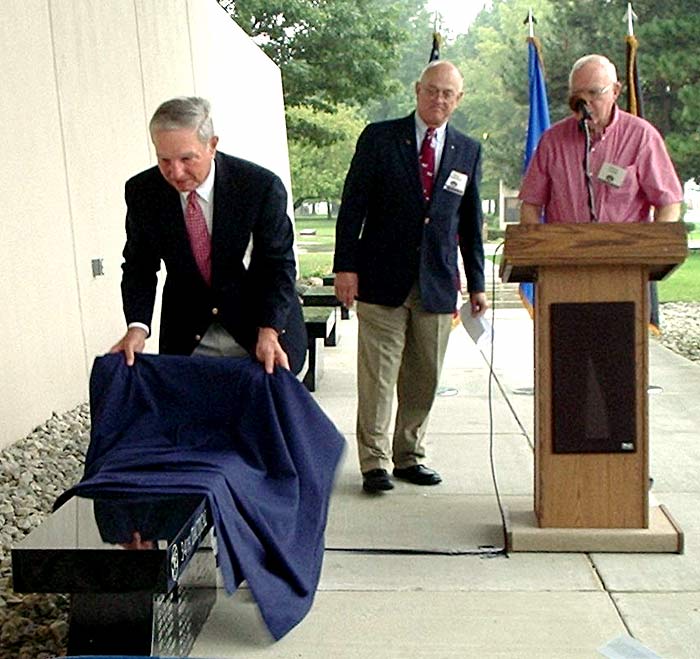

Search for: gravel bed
xmin=0 ymin=405 xmax=90 ymax=658
xmin=0 ymin=302 xmax=698 ymax=657
xmin=655 ymin=302 xmax=700 ymax=362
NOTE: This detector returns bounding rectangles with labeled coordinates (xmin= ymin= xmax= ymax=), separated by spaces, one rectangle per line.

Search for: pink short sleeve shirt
xmin=519 ymin=107 xmax=683 ymax=223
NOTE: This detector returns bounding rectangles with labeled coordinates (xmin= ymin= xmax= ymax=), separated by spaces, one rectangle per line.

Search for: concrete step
xmin=461 ymin=283 xmax=526 ymax=310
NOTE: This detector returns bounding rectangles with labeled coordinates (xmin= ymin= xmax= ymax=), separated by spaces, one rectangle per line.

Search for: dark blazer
xmin=333 ymin=113 xmax=485 ymax=312
xmin=121 ymin=152 xmax=307 ymax=374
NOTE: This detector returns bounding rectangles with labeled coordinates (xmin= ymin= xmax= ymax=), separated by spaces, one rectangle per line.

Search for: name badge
xmin=597 ymin=162 xmax=627 ymax=188
xmin=443 ymin=170 xmax=468 ymax=196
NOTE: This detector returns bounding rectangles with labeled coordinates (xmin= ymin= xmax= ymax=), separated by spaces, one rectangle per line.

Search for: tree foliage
xmin=445 ymin=0 xmax=554 ymax=194
xmin=218 ymin=0 xmax=426 ymax=203
xmin=286 ymin=104 xmax=367 ymax=208
xmin=220 ymin=0 xmax=407 ymax=115
xmin=366 ymin=4 xmax=444 ymax=122
xmin=218 ymin=0 xmax=699 ymax=206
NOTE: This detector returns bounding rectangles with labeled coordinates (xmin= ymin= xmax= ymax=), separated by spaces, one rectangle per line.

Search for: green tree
xmin=217 ymin=0 xmax=428 ymax=206
xmin=287 ymin=104 xmax=367 ymax=209
xmin=367 ymin=4 xmax=441 ymax=122
xmin=218 ymin=0 xmax=409 ymax=137
xmin=446 ymin=0 xmax=554 ymax=195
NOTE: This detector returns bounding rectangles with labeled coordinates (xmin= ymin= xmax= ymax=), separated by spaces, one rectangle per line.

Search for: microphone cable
xmin=576 ymin=100 xmax=598 ymax=222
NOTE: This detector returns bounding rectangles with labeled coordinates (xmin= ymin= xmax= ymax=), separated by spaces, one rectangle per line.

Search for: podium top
xmin=499 ymin=222 xmax=688 ymax=282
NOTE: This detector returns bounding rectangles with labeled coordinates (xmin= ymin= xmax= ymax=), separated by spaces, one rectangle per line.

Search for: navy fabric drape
xmin=55 ymin=353 xmax=345 ymax=640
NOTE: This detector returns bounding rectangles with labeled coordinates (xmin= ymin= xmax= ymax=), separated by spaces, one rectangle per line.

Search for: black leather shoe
xmin=362 ymin=469 xmax=394 ymax=493
xmin=392 ymin=464 xmax=442 ymax=486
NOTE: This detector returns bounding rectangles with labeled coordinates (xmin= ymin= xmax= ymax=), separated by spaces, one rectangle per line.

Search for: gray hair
xmin=568 ymin=55 xmax=618 ymax=90
xmin=149 ymin=96 xmax=215 ymax=143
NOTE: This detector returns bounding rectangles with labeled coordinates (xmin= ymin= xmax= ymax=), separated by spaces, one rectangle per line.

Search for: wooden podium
xmin=500 ymin=222 xmax=687 ymax=551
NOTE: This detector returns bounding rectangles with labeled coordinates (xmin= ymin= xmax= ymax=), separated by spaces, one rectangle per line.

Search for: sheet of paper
xmin=459 ymin=304 xmax=492 ymax=348
xmin=598 ymin=634 xmax=662 ymax=659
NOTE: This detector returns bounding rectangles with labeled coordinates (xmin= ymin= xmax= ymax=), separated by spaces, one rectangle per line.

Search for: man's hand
xmin=519 ymin=202 xmax=543 ymax=225
xmin=255 ymin=327 xmax=290 ymax=374
xmin=334 ymin=271 xmax=358 ymax=309
xmin=469 ymin=292 xmax=489 ymax=318
xmin=110 ymin=327 xmax=147 ymax=366
xmin=654 ymin=202 xmax=681 ymax=222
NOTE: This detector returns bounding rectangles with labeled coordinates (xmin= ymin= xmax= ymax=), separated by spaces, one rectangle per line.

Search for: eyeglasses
xmin=421 ymin=85 xmax=459 ymax=101
xmin=570 ymin=84 xmax=613 ymax=101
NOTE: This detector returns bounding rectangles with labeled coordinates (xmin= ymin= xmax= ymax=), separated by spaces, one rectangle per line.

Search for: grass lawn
xmin=659 ymin=250 xmax=700 ymax=302
xmin=295 ymin=217 xmax=336 ymax=279
xmin=294 ymin=217 xmax=700 ymax=301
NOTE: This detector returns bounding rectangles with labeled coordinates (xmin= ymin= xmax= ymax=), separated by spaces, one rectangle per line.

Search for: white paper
xmin=598 ymin=634 xmax=662 ymax=659
xmin=459 ymin=304 xmax=492 ymax=347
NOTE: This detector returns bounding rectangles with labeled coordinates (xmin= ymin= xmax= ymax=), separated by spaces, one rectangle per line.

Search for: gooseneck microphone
xmin=569 ymin=97 xmax=598 ymax=222
xmin=574 ymin=97 xmax=592 ymax=120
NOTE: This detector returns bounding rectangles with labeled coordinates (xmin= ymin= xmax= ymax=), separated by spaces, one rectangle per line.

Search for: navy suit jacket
xmin=121 ymin=152 xmax=307 ymax=374
xmin=333 ymin=114 xmax=485 ymax=312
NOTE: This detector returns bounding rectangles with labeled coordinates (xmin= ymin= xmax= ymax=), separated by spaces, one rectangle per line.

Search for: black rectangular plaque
xmin=550 ymin=301 xmax=636 ymax=453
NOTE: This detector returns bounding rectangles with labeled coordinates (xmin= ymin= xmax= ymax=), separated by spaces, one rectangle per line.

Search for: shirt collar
xmin=605 ymin=104 xmax=620 ymax=132
xmin=181 ymin=158 xmax=216 ymax=204
xmin=415 ymin=113 xmax=447 ymax=142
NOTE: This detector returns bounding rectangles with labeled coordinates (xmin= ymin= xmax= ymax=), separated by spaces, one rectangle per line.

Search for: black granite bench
xmin=300 ymin=285 xmax=349 ymax=343
xmin=11 ymin=494 xmax=216 ymax=656
xmin=302 ymin=306 xmax=335 ymax=392
xmin=321 ymin=275 xmax=350 ymax=320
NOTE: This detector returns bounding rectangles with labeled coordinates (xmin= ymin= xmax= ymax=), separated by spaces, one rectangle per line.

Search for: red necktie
xmin=419 ymin=127 xmax=436 ymax=203
xmin=185 ymin=191 xmax=211 ymax=285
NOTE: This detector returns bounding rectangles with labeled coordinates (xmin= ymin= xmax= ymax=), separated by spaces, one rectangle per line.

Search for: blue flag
xmin=519 ymin=37 xmax=551 ymax=316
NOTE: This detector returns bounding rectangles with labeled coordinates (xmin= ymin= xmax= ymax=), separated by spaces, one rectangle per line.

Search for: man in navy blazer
xmin=110 ymin=97 xmax=306 ymax=374
xmin=333 ymin=61 xmax=488 ymax=493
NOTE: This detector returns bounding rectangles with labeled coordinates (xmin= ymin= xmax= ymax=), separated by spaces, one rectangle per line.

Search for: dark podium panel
xmin=551 ymin=302 xmax=636 ymax=454
xmin=12 ymin=494 xmax=216 ymax=656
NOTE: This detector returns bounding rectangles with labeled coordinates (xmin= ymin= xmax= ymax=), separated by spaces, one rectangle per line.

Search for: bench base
xmin=302 ymin=307 xmax=335 ymax=391
xmin=12 ymin=494 xmax=215 ymax=657
xmin=302 ymin=337 xmax=325 ymax=392
xmin=67 ymin=546 xmax=216 ymax=656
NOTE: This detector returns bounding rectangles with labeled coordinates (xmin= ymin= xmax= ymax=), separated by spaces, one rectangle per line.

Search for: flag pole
xmin=625 ymin=2 xmax=637 ymax=37
xmin=623 ymin=3 xmax=660 ymax=332
xmin=518 ymin=9 xmax=550 ymax=317
xmin=429 ymin=13 xmax=442 ymax=62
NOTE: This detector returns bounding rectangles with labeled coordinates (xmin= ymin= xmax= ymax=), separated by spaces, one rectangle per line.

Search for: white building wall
xmin=0 ymin=0 xmax=291 ymax=449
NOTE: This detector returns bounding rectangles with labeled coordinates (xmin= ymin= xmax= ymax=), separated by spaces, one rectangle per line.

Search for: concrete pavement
xmin=191 ymin=299 xmax=700 ymax=658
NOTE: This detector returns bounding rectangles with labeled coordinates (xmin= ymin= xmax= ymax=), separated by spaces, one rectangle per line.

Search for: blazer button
xmin=211 ymin=307 xmax=219 ymax=316
xmin=424 ymin=217 xmax=430 ymax=225
xmin=194 ymin=334 xmax=201 ymax=342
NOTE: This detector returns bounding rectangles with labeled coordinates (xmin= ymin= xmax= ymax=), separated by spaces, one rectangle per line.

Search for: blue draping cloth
xmin=55 ymin=353 xmax=345 ymax=640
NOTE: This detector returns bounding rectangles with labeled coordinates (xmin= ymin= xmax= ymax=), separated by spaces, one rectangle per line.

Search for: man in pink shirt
xmin=519 ymin=54 xmax=682 ymax=224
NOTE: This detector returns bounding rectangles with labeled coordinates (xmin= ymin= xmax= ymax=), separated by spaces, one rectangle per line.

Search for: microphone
xmin=569 ymin=96 xmax=592 ymax=120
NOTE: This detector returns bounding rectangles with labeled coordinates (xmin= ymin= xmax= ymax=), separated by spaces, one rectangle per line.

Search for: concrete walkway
xmin=191 ymin=301 xmax=700 ymax=658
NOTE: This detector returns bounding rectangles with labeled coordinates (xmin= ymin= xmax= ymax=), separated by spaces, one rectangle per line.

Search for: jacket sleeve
xmin=120 ymin=179 xmax=161 ymax=329
xmin=458 ymin=143 xmax=485 ymax=293
xmin=246 ymin=174 xmax=299 ymax=332
xmin=333 ymin=124 xmax=376 ymax=273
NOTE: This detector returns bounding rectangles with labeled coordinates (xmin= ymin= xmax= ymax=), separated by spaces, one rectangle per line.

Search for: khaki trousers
xmin=356 ymin=285 xmax=452 ymax=472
